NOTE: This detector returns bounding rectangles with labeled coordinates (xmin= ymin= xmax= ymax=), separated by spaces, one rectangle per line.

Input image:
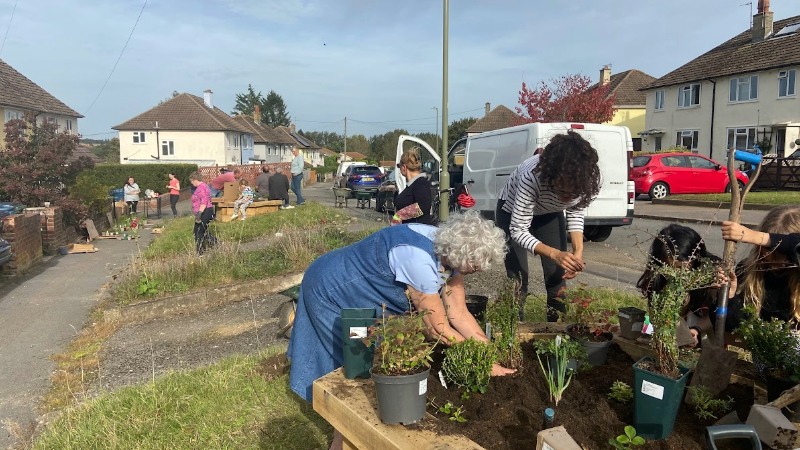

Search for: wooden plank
xmin=85 ymin=219 xmax=100 ymax=241
xmin=106 ymin=212 xmax=114 ymax=227
xmin=313 ymin=368 xmax=485 ymax=450
xmin=67 ymin=243 xmax=98 ymax=254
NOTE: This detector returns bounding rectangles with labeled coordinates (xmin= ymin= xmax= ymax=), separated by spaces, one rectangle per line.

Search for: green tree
xmin=94 ymin=137 xmax=120 ymax=164
xmin=344 ymin=134 xmax=371 ymax=157
xmin=231 ymin=84 xmax=264 ymax=117
xmin=369 ymin=129 xmax=409 ymax=162
xmin=414 ymin=132 xmax=440 ymax=151
xmin=263 ymin=90 xmax=291 ymax=127
xmin=448 ymin=117 xmax=477 ymax=146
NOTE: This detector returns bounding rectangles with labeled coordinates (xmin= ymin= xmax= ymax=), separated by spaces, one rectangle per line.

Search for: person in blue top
xmin=290 ymin=147 xmax=305 ymax=206
xmin=287 ymin=211 xmax=516 ymax=450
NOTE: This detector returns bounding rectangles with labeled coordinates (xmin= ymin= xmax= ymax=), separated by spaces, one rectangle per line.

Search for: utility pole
xmin=344 ymin=117 xmax=347 ymax=155
xmin=432 ymin=107 xmax=439 ymax=154
xmin=439 ymin=0 xmax=450 ymax=221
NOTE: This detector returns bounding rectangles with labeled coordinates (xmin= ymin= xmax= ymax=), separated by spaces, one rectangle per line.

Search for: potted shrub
xmin=633 ymin=259 xmax=717 ymax=440
xmin=367 ymin=305 xmax=438 ymax=425
xmin=735 ymin=309 xmax=800 ymax=421
xmin=442 ymin=338 xmax=497 ymax=398
xmin=564 ymin=284 xmax=615 ymax=366
xmin=532 ymin=335 xmax=584 ymax=406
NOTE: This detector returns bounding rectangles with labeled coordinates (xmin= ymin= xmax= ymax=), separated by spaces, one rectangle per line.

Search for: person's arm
xmin=406 ymin=285 xmax=467 ymax=343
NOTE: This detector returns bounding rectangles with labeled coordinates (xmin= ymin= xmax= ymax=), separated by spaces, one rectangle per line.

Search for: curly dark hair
xmin=534 ymin=130 xmax=601 ymax=209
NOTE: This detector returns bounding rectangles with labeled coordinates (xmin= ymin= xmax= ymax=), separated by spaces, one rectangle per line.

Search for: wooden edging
xmin=103 ymin=272 xmax=304 ymax=324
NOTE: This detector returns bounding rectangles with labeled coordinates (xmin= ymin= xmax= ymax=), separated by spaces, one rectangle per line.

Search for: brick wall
xmin=27 ymin=206 xmax=69 ymax=255
xmin=2 ymin=213 xmax=43 ymax=274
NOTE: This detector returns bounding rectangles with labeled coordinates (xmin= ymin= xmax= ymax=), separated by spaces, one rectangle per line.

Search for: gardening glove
xmin=195 ymin=211 xmax=202 ymax=223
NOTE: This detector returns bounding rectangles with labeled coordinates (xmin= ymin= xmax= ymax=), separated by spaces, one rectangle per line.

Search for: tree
xmin=231 ymin=84 xmax=264 ymax=117
xmin=516 ymin=74 xmax=616 ymax=124
xmin=448 ymin=117 xmax=477 ymax=145
xmin=159 ymin=90 xmax=180 ymax=105
xmin=263 ymin=90 xmax=291 ymax=127
xmin=369 ymin=129 xmax=409 ymax=162
xmin=0 ymin=115 xmax=95 ymax=223
xmin=414 ymin=132 xmax=439 ymax=151
xmin=93 ymin=137 xmax=120 ymax=164
xmin=344 ymin=134 xmax=371 ymax=157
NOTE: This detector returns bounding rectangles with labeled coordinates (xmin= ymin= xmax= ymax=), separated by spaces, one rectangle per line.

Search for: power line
xmin=0 ymin=0 xmax=18 ymax=57
xmin=83 ymin=0 xmax=147 ymax=116
xmin=81 ymin=131 xmax=118 ymax=137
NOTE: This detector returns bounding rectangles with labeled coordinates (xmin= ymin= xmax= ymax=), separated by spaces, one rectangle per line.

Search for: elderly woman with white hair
xmin=288 ymin=212 xmax=515 ymax=444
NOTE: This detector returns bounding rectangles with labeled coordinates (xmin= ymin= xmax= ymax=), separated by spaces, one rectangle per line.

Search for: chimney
xmin=290 ymin=123 xmax=296 ymax=132
xmin=485 ymin=102 xmax=491 ymax=116
xmin=600 ymin=65 xmax=611 ymax=85
xmin=254 ymin=105 xmax=261 ymax=124
xmin=752 ymin=0 xmax=773 ymax=42
xmin=203 ymin=89 xmax=213 ymax=109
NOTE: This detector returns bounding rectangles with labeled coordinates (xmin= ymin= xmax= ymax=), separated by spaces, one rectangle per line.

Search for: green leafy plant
xmin=485 ymin=278 xmax=523 ymax=369
xmin=563 ymin=283 xmax=615 ymax=339
xmin=608 ymin=425 xmax=645 ymax=449
xmin=607 ymin=381 xmax=633 ymax=403
xmin=442 ymin=338 xmax=497 ymax=396
xmin=533 ymin=335 xmax=581 ymax=406
xmin=70 ymin=174 xmax=113 ymax=218
xmin=137 ymin=274 xmax=159 ymax=296
xmin=687 ymin=385 xmax=734 ymax=420
xmin=439 ymin=401 xmax=468 ymax=423
xmin=367 ymin=303 xmax=438 ymax=376
xmin=734 ymin=307 xmax=800 ymax=382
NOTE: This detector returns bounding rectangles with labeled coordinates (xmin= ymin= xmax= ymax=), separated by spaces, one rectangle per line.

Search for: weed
xmin=607 ymin=381 xmax=633 ymax=403
xmin=687 ymin=385 xmax=734 ymax=420
xmin=429 ymin=398 xmax=467 ymax=423
xmin=137 ymin=274 xmax=159 ymax=296
xmin=608 ymin=425 xmax=646 ymax=449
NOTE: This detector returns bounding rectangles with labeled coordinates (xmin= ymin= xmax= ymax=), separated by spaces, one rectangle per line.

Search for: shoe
xmin=285 ymin=205 xmax=295 ymax=209
xmin=240 ymin=217 xmax=246 ymax=221
xmin=230 ymin=214 xmax=239 ymax=220
xmin=279 ymin=206 xmax=286 ymax=210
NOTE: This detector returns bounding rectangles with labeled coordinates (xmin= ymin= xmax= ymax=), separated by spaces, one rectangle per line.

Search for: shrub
xmin=734 ymin=307 xmax=800 ymax=382
xmin=608 ymin=381 xmax=634 ymax=403
xmin=367 ymin=304 xmax=438 ymax=376
xmin=687 ymin=385 xmax=734 ymax=420
xmin=442 ymin=338 xmax=497 ymax=395
xmin=71 ymin=174 xmax=114 ymax=218
xmin=485 ymin=278 xmax=523 ymax=369
xmin=81 ymin=164 xmax=198 ymax=195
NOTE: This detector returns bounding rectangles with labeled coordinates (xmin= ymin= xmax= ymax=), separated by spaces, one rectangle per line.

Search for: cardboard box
xmin=114 ymin=200 xmax=128 ymax=218
xmin=223 ymin=182 xmax=238 ymax=202
xmin=536 ymin=426 xmax=582 ymax=450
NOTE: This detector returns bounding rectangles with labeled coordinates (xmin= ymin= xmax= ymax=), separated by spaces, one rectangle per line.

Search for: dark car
xmin=343 ymin=165 xmax=383 ymax=195
xmin=375 ymin=170 xmax=396 ymax=213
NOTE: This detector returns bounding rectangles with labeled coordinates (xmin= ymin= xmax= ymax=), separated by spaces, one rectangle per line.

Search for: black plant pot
xmin=371 ymin=368 xmax=430 ymax=425
xmin=765 ymin=374 xmax=800 ymax=422
xmin=583 ymin=339 xmax=613 ymax=367
xmin=465 ymin=295 xmax=488 ymax=322
xmin=617 ymin=307 xmax=646 ymax=340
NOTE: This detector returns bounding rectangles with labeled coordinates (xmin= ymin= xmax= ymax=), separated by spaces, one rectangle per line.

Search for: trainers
xmin=230 ymin=214 xmax=238 ymax=220
xmin=240 ymin=217 xmax=246 ymax=221
xmin=279 ymin=206 xmax=286 ymax=210
xmin=285 ymin=205 xmax=295 ymax=209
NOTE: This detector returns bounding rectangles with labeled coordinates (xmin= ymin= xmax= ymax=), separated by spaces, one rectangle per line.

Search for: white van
xmin=447 ymin=123 xmax=635 ymax=242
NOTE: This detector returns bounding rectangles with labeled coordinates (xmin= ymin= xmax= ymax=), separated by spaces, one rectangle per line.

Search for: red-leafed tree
xmin=516 ymin=74 xmax=617 ymax=124
xmin=0 ymin=114 xmax=94 ymax=223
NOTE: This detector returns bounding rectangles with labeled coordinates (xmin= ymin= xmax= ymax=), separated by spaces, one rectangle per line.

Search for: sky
xmin=1 ymin=0 xmax=800 ymax=140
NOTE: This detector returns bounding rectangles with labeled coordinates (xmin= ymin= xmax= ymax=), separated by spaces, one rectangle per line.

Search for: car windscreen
xmin=352 ymin=166 xmax=381 ymax=175
xmin=632 ymin=156 xmax=651 ymax=167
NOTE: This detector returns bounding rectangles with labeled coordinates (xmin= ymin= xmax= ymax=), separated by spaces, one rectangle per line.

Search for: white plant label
xmin=632 ymin=322 xmax=643 ymax=332
xmin=418 ymin=378 xmax=428 ymax=396
xmin=555 ymin=335 xmax=562 ymax=346
xmin=485 ymin=322 xmax=492 ymax=339
xmin=543 ymin=444 xmax=555 ymax=450
xmin=641 ymin=380 xmax=664 ymax=400
xmin=348 ymin=327 xmax=368 ymax=339
xmin=438 ymin=370 xmax=447 ymax=388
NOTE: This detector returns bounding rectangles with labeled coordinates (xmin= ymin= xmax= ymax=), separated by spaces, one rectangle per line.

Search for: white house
xmin=641 ymin=2 xmax=800 ymax=162
xmin=113 ymin=90 xmax=254 ymax=166
xmin=0 ymin=58 xmax=82 ymax=145
xmin=233 ymin=114 xmax=296 ymax=163
xmin=277 ymin=125 xmax=324 ymax=167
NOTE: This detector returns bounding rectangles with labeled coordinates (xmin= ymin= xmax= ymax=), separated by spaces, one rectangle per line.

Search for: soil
xmin=421 ymin=342 xmax=755 ymax=450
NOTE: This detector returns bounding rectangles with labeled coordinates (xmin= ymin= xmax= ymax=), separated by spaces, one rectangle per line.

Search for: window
xmin=4 ymin=109 xmax=22 ymax=123
xmin=727 ymin=127 xmax=757 ymax=152
xmin=654 ymin=90 xmax=665 ymax=110
xmin=675 ymin=130 xmax=699 ymax=150
xmin=654 ymin=136 xmax=662 ymax=151
xmin=661 ymin=156 xmax=688 ymax=168
xmin=687 ymin=155 xmax=717 ymax=169
xmin=132 ymin=131 xmax=146 ymax=144
xmin=779 ymin=70 xmax=796 ymax=97
xmin=678 ymin=83 xmax=701 ymax=108
xmin=66 ymin=119 xmax=73 ymax=133
xmin=227 ymin=133 xmax=238 ymax=148
xmin=729 ymin=75 xmax=759 ymax=102
xmin=161 ymin=140 xmax=175 ymax=156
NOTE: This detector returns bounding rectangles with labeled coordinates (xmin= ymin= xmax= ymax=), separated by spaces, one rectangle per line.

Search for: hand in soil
xmin=491 ymin=363 xmax=516 ymax=376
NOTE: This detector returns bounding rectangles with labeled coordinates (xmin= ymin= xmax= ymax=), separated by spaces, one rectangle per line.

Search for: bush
xmin=71 ymin=174 xmax=114 ymax=217
xmin=81 ymin=164 xmax=198 ymax=195
xmin=442 ymin=338 xmax=497 ymax=395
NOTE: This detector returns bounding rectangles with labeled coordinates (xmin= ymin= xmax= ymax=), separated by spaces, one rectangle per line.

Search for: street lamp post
xmin=431 ymin=107 xmax=439 ymax=154
xmin=439 ymin=0 xmax=450 ymax=221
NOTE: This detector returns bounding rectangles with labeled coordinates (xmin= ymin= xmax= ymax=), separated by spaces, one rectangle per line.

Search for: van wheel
xmin=584 ymin=226 xmax=613 ymax=243
xmin=649 ymin=182 xmax=669 ymax=200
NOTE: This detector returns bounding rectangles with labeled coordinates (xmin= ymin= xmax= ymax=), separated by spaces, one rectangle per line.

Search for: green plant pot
xmin=618 ymin=307 xmax=646 ymax=340
xmin=371 ymin=368 xmax=430 ymax=425
xmin=340 ymin=308 xmax=377 ymax=380
xmin=633 ymin=356 xmax=690 ymax=440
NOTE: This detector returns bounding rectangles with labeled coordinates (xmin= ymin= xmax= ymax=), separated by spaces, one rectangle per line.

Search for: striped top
xmin=499 ymin=154 xmax=585 ymax=253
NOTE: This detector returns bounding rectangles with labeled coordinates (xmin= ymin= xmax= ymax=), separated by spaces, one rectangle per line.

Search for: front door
xmin=776 ymin=128 xmax=787 ymax=157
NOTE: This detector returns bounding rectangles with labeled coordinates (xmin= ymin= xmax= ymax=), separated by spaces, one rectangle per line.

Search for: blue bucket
xmin=734 ymin=150 xmax=762 ymax=165
xmin=109 ymin=188 xmax=124 ymax=202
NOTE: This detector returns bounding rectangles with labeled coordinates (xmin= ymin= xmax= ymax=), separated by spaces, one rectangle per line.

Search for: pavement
xmin=633 ymin=198 xmax=767 ymax=228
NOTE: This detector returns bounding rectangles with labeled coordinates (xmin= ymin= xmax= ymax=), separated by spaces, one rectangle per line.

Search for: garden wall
xmin=2 ymin=213 xmax=43 ymax=275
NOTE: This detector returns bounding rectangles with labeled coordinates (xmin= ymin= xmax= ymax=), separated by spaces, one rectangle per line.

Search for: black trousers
xmin=126 ymin=201 xmax=138 ymax=214
xmin=170 ymin=194 xmax=179 ymax=216
xmin=193 ymin=208 xmax=217 ymax=254
xmin=496 ymin=200 xmax=567 ymax=322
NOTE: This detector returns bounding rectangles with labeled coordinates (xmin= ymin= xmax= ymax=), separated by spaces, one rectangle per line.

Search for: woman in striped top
xmin=496 ymin=131 xmax=601 ymax=321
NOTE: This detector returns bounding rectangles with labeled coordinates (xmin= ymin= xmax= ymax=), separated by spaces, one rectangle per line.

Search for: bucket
xmin=633 ymin=356 xmax=690 ymax=440
xmin=465 ymin=295 xmax=488 ymax=322
xmin=618 ymin=307 xmax=646 ymax=340
xmin=341 ymin=308 xmax=377 ymax=379
xmin=58 ymin=246 xmax=68 ymax=256
xmin=734 ymin=150 xmax=762 ymax=165
xmin=371 ymin=368 xmax=430 ymax=425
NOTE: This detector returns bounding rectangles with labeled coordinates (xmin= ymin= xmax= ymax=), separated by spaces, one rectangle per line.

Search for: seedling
xmin=438 ymin=401 xmax=467 ymax=423
xmin=607 ymin=381 xmax=633 ymax=404
xmin=608 ymin=425 xmax=645 ymax=449
xmin=485 ymin=278 xmax=523 ymax=369
xmin=687 ymin=385 xmax=734 ymax=420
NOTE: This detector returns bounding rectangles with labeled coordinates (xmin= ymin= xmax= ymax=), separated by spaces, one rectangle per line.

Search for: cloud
xmin=218 ymin=0 xmax=321 ymax=23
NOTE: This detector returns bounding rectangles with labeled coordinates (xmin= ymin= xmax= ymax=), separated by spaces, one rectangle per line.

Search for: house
xmin=593 ymin=66 xmax=657 ymax=151
xmin=337 ymin=151 xmax=369 ymax=163
xmin=113 ymin=90 xmax=254 ymax=166
xmin=641 ymin=1 xmax=800 ymax=161
xmin=464 ymin=104 xmax=521 ymax=136
xmin=0 ymin=58 xmax=83 ymax=145
xmin=232 ymin=113 xmax=295 ymax=163
xmin=320 ymin=147 xmax=338 ymax=159
xmin=276 ymin=125 xmax=324 ymax=167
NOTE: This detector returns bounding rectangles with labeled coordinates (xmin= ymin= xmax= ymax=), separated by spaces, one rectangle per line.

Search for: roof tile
xmin=0 ymin=58 xmax=83 ymax=117
xmin=466 ymin=105 xmax=521 ymax=134
xmin=592 ymin=69 xmax=657 ymax=106
xmin=112 ymin=94 xmax=251 ymax=133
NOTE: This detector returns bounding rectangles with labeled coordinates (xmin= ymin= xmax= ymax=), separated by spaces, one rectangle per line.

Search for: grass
xmin=33 ymin=348 xmax=333 ymax=450
xmin=524 ymin=286 xmax=646 ymax=323
xmin=669 ymin=191 xmax=800 ymax=205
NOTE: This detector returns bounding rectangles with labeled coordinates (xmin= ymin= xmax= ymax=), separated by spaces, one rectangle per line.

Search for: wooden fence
xmin=197 ymin=163 xmax=317 ymax=187
xmin=752 ymin=156 xmax=800 ymax=191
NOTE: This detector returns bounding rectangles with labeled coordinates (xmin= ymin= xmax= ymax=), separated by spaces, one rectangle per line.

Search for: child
xmin=230 ymin=179 xmax=254 ymax=221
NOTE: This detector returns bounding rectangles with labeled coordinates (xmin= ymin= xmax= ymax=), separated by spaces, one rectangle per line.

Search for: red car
xmin=632 ymin=153 xmax=749 ymax=199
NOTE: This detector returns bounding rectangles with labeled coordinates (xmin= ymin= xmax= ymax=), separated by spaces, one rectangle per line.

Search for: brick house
xmin=591 ymin=66 xmax=657 ymax=151
xmin=465 ymin=104 xmax=521 ymax=137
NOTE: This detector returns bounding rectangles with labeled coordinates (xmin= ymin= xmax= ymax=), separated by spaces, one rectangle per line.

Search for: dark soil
xmin=421 ymin=342 xmax=754 ymax=450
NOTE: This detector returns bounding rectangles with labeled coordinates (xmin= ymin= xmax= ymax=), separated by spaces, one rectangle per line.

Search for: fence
xmin=197 ymin=163 xmax=317 ymax=187
xmin=752 ymin=156 xmax=800 ymax=191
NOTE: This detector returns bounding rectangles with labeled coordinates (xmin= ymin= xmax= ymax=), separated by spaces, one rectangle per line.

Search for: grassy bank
xmin=670 ymin=191 xmax=800 ymax=205
xmin=525 ymin=286 xmax=646 ymax=322
xmin=34 ymin=349 xmax=332 ymax=450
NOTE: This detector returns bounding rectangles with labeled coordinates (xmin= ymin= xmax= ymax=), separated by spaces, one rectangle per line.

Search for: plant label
xmin=485 ymin=322 xmax=492 ymax=339
xmin=438 ymin=370 xmax=447 ymax=389
xmin=348 ymin=327 xmax=367 ymax=339
xmin=641 ymin=380 xmax=664 ymax=400
xmin=418 ymin=378 xmax=428 ymax=396
xmin=542 ymin=444 xmax=555 ymax=450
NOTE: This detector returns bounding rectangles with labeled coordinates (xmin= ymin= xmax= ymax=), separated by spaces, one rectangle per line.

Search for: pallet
xmin=213 ymin=200 xmax=284 ymax=222
xmin=96 ymin=235 xmax=121 ymax=240
xmin=67 ymin=243 xmax=99 ymax=254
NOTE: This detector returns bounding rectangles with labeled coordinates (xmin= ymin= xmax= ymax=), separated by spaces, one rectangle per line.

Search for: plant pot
xmin=340 ymin=308 xmax=377 ymax=380
xmin=547 ymin=354 xmax=579 ymax=374
xmin=765 ymin=374 xmax=800 ymax=422
xmin=58 ymin=246 xmax=68 ymax=255
xmin=371 ymin=368 xmax=430 ymax=425
xmin=618 ymin=307 xmax=646 ymax=340
xmin=633 ymin=356 xmax=690 ymax=440
xmin=583 ymin=339 xmax=613 ymax=367
xmin=465 ymin=295 xmax=488 ymax=322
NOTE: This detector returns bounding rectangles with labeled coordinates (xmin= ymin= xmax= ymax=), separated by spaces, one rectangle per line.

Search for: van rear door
xmin=395 ymin=135 xmax=441 ymax=193
xmin=570 ymin=125 xmax=630 ymax=222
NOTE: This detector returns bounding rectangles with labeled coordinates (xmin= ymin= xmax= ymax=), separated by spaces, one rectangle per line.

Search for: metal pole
xmin=439 ymin=0 xmax=450 ymax=221
xmin=344 ymin=116 xmax=347 ymax=155
xmin=432 ymin=106 xmax=439 ymax=154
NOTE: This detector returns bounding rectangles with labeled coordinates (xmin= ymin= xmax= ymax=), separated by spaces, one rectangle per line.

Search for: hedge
xmin=81 ymin=164 xmax=199 ymax=195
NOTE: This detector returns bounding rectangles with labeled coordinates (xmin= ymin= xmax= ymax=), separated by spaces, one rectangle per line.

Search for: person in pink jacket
xmin=189 ymin=172 xmax=217 ymax=255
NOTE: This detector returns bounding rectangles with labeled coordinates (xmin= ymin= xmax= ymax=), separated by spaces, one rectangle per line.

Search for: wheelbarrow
xmin=354 ymin=190 xmax=372 ymax=209
xmin=277 ymin=285 xmax=301 ymax=339
xmin=705 ymin=424 xmax=761 ymax=450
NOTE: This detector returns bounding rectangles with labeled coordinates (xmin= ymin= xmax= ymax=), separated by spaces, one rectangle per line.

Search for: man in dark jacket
xmin=255 ymin=166 xmax=272 ymax=197
xmin=269 ymin=167 xmax=293 ymax=209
